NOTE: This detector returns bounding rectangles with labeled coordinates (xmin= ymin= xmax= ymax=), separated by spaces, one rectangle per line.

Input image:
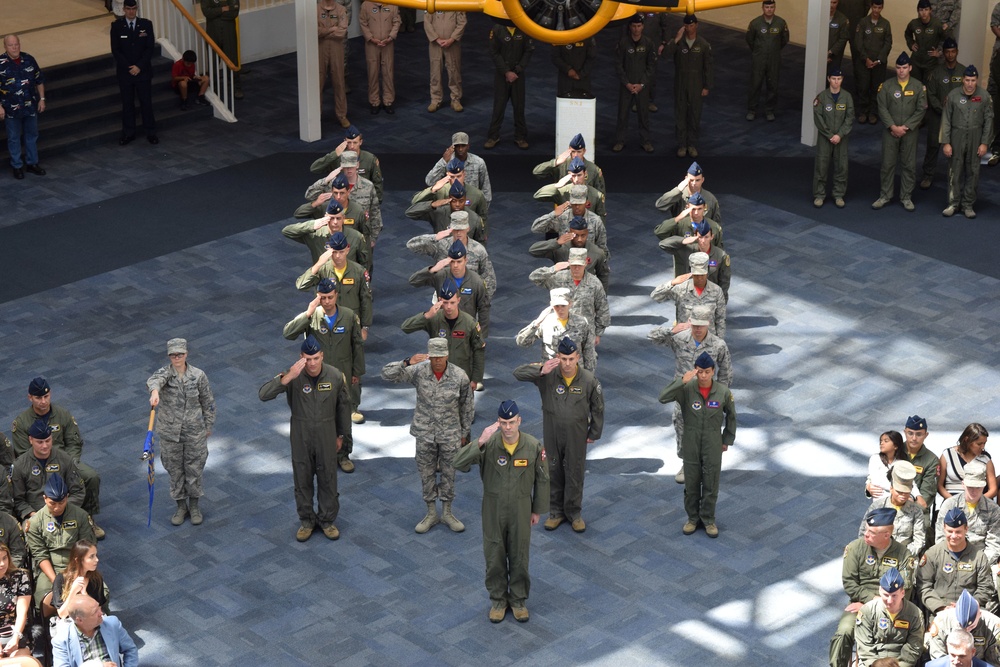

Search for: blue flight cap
xmin=449 ymin=181 xmax=466 ymax=198
xmin=916 ymin=0 xmax=931 ymax=8
xmin=326 ymin=231 xmax=349 ymax=250
xmin=569 ymin=215 xmax=587 ymax=230
xmin=693 ymin=220 xmax=711 ymax=236
xmin=43 ymin=473 xmax=68 ymax=501
xmin=879 ymin=567 xmax=904 ymax=593
xmin=28 ymin=419 xmax=53 ymax=439
xmin=438 ymin=277 xmax=458 ymax=300
xmin=330 ymin=173 xmax=350 ymax=190
xmin=955 ymin=590 xmax=979 ymax=628
xmin=28 ymin=377 xmax=50 ymax=397
xmin=683 ymin=13 xmax=698 ymax=24
xmin=325 ymin=200 xmax=344 ymax=216
xmin=301 ymin=335 xmax=322 ymax=355
xmin=447 ymin=239 xmax=467 ymax=259
xmin=568 ymin=157 xmax=586 ymax=173
xmin=865 ymin=507 xmax=897 ymax=526
xmin=446 ymin=158 xmax=465 ymax=174
xmin=317 ymin=277 xmax=338 ymax=294
xmin=896 ymin=52 xmax=911 ymax=66
xmin=569 ymin=133 xmax=585 ymax=150
xmin=828 ymin=68 xmax=843 ymax=78
xmin=498 ymin=400 xmax=519 ymax=419
xmin=557 ymin=337 xmax=578 ymax=355
xmin=965 ymin=65 xmax=979 ymax=78
xmin=688 ymin=192 xmax=706 ymax=207
xmin=344 ymin=125 xmax=361 ymax=139
xmin=694 ymin=352 xmax=715 ymax=369
xmin=905 ymin=415 xmax=927 ymax=430
xmin=943 ymin=37 xmax=958 ymax=50
xmin=944 ymin=508 xmax=968 ymax=528
xmin=630 ymin=13 xmax=644 ymax=24
xmin=687 ymin=161 xmax=703 ymax=176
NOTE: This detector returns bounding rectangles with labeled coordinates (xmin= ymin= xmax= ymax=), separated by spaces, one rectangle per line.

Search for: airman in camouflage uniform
xmin=854 ymin=567 xmax=924 ymax=667
xmin=25 ymin=474 xmax=96 ymax=609
xmin=310 ymin=124 xmax=384 ymax=202
xmin=528 ymin=249 xmax=610 ymax=342
xmin=295 ymin=232 xmax=373 ymax=330
xmin=516 ymin=289 xmax=596 ymax=371
xmin=424 ymin=134 xmax=492 ymax=204
xmin=406 ymin=212 xmax=496 ymax=296
xmin=655 ymin=160 xmax=722 ymax=224
xmin=904 ymin=0 xmax=944 ymax=85
xmin=381 ymin=338 xmax=474 ymax=533
xmin=11 ymin=421 xmax=86 ymax=522
xmin=514 ymin=338 xmax=602 ymax=534
xmin=414 ymin=167 xmax=490 ymax=240
xmin=941 ymin=65 xmax=995 ymax=218
xmin=931 ymin=0 xmax=960 ymax=37
xmin=282 ymin=277 xmax=365 ymax=467
xmin=532 ymin=157 xmax=606 ymax=222
xmin=146 ymin=338 xmax=216 ymax=526
xmin=650 ymin=252 xmax=726 ymax=338
xmin=532 ymin=133 xmax=606 ymax=194
xmin=408 ymin=239 xmax=491 ymax=338
xmin=11 ymin=377 xmax=102 ymax=534
xmin=309 ymin=151 xmax=383 ymax=264
xmin=852 ymin=0 xmax=892 ymax=123
xmin=745 ymin=0 xmax=789 ymax=121
xmin=282 ymin=199 xmax=369 ymax=267
xmin=653 ymin=192 xmax=724 ymax=258
xmin=530 ymin=188 xmax=608 ymax=255
xmin=928 ymin=590 xmax=1000 ymax=663
xmin=934 ymin=461 xmax=1000 ymax=562
xmin=528 ymin=217 xmax=609 ymax=290
xmin=858 ymin=461 xmax=925 ymax=558
xmin=657 ymin=219 xmax=730 ymax=300
xmin=921 ymin=38 xmax=963 ymax=189
xmin=872 ymin=52 xmax=927 ymax=212
xmin=813 ymin=69 xmax=854 ymax=208
xmin=405 ymin=180 xmax=486 ymax=243
xmin=918 ymin=508 xmax=997 ymax=614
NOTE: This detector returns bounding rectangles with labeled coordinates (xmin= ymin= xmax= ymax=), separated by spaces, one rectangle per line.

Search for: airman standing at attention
xmin=813 ymin=68 xmax=854 ymax=208
xmin=872 ymin=52 xmax=926 ymax=212
xmin=359 ymin=0 xmax=400 ymax=114
xmin=904 ymin=0 xmax=944 ymax=85
xmin=667 ymin=14 xmax=713 ymax=158
xmin=317 ymin=0 xmax=350 ymax=128
xmin=827 ymin=0 xmax=851 ymax=72
xmin=941 ymin=65 xmax=995 ymax=219
xmin=612 ymin=14 xmax=656 ymax=154
xmin=920 ymin=37 xmax=963 ymax=191
xmin=424 ymin=8 xmax=466 ymax=113
xmin=745 ymin=0 xmax=789 ymax=122
xmin=852 ymin=0 xmax=892 ymax=125
xmin=485 ymin=23 xmax=533 ymax=149
xmin=552 ymin=38 xmax=597 ymax=99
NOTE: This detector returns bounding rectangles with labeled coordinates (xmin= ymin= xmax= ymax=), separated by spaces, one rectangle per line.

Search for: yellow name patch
xmin=345 ymin=218 xmax=355 ymax=225
xmin=958 ymin=562 xmax=974 ymax=571
xmin=342 ymin=278 xmax=355 ymax=285
xmin=893 ymin=619 xmax=910 ymax=629
xmin=913 ymin=465 xmax=924 ymax=474
xmin=904 ymin=90 xmax=914 ymax=96
xmin=513 ymin=459 xmax=528 ymax=467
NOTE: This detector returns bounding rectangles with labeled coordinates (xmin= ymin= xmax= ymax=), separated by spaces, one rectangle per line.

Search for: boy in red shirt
xmin=171 ymin=50 xmax=210 ymax=110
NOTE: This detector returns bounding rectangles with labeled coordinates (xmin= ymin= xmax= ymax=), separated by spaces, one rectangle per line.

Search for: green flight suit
xmin=658 ymin=376 xmax=736 ymax=526
xmin=552 ymin=39 xmax=596 ymax=98
xmin=281 ymin=220 xmax=369 ymax=267
xmin=454 ymin=430 xmax=549 ymax=606
xmin=853 ymin=14 xmax=892 ymax=117
xmin=855 ymin=597 xmax=924 ymax=667
xmin=876 ymin=76 xmax=927 ymax=201
xmin=403 ymin=199 xmax=486 ymax=244
xmin=401 ymin=310 xmax=485 ymax=384
xmin=11 ymin=448 xmax=86 ymax=521
xmin=942 ymin=84 xmax=995 ymax=209
xmin=25 ymin=503 xmax=96 ymax=609
xmin=904 ymin=16 xmax=944 ymax=85
xmin=657 ymin=239 xmax=731 ymax=300
xmin=813 ymin=87 xmax=855 ymax=199
xmin=533 ymin=182 xmax=606 ymax=222
xmin=513 ymin=362 xmax=603 ymax=522
xmin=532 ymin=156 xmax=606 ymax=194
xmin=201 ymin=0 xmax=241 ymax=92
xmin=745 ymin=13 xmax=789 ymax=114
xmin=412 ymin=183 xmax=489 ymax=238
xmin=830 ymin=536 xmax=914 ymax=667
xmin=918 ymin=540 xmax=997 ymax=614
xmin=667 ymin=34 xmax=713 ymax=150
xmin=487 ymin=24 xmax=533 ymax=142
xmin=838 ymin=0 xmax=871 ymax=56
xmin=653 ymin=214 xmax=724 ymax=250
xmin=310 ymin=148 xmax=384 ymax=203
xmin=408 ymin=267 xmax=491 ymax=338
xmin=828 ymin=10 xmax=851 ymax=70
xmin=614 ymin=33 xmax=656 ymax=146
xmin=295 ymin=259 xmax=372 ymax=327
xmin=923 ymin=61 xmax=965 ymax=180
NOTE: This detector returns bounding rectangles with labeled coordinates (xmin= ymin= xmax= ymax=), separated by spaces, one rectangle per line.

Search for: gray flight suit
xmin=26 ymin=503 xmax=96 ymax=608
xmin=400 ymin=310 xmax=485 ymax=384
xmin=513 ymin=362 xmax=602 ymax=523
xmin=11 ymin=448 xmax=85 ymax=521
xmin=454 ymin=430 xmax=549 ymax=607
xmin=408 ymin=267 xmax=491 ymax=338
xmin=745 ymin=13 xmax=789 ymax=115
xmin=258 ymin=363 xmax=351 ymax=526
xmin=922 ymin=61 xmax=965 ymax=181
xmin=813 ymin=87 xmax=855 ymax=200
xmin=942 ymin=85 xmax=995 ymax=209
xmin=877 ymin=76 xmax=927 ymax=202
xmin=853 ymin=14 xmax=892 ymax=117
xmin=295 ymin=259 xmax=373 ymax=327
xmin=668 ymin=34 xmax=713 ymax=150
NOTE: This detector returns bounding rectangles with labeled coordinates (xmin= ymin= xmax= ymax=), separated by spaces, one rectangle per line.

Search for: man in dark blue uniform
xmin=110 ymin=0 xmax=158 ymax=144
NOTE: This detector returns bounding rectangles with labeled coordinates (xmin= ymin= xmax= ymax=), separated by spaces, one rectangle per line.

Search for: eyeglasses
xmin=168 ymin=353 xmax=186 ymax=358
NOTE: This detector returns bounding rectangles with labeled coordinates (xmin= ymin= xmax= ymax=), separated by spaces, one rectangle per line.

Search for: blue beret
xmin=301 ymin=335 xmax=322 ymax=355
xmin=955 ymin=590 xmax=979 ymax=628
xmin=828 ymin=68 xmax=843 ymax=78
xmin=694 ymin=352 xmax=715 ymax=369
xmin=446 ymin=158 xmax=465 ymax=174
xmin=326 ymin=231 xmax=349 ymax=250
xmin=693 ymin=220 xmax=711 ymax=236
xmin=330 ymin=173 xmax=350 ymax=190
xmin=569 ymin=133 xmax=585 ymax=150
xmin=438 ymin=277 xmax=458 ymax=300
xmin=43 ymin=473 xmax=68 ymax=500
xmin=944 ymin=507 xmax=968 ymax=527
xmin=317 ymin=277 xmax=338 ymax=294
xmin=629 ymin=13 xmax=644 ymax=23
xmin=447 ymin=239 xmax=467 ymax=259
xmin=28 ymin=377 xmax=50 ymax=397
xmin=896 ymin=52 xmax=910 ymax=66
xmin=916 ymin=0 xmax=931 ymax=8
xmin=28 ymin=419 xmax=52 ymax=439
xmin=683 ymin=13 xmax=697 ymax=24
xmin=866 ymin=507 xmax=897 ymax=526
xmin=879 ymin=567 xmax=904 ymax=593
xmin=687 ymin=161 xmax=702 ymax=176
xmin=325 ymin=199 xmax=344 ymax=215
xmin=688 ymin=192 xmax=706 ymax=207
xmin=557 ymin=337 xmax=578 ymax=355
xmin=943 ymin=37 xmax=958 ymax=50
xmin=344 ymin=124 xmax=361 ymax=139
xmin=905 ymin=415 xmax=927 ymax=431
xmin=965 ymin=65 xmax=979 ymax=78
xmin=449 ymin=181 xmax=466 ymax=198
xmin=569 ymin=216 xmax=587 ymax=230
xmin=568 ymin=157 xmax=586 ymax=173
xmin=498 ymin=400 xmax=519 ymax=419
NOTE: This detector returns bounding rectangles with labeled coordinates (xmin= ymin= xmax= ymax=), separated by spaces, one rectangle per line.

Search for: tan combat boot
xmin=415 ymin=501 xmax=440 ymax=534
xmin=441 ymin=501 xmax=465 ymax=532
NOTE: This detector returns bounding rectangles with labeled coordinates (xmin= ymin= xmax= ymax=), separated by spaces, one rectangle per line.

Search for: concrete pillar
xmin=296 ymin=0 xmax=322 ymax=142
xmin=800 ymin=0 xmax=830 ymax=147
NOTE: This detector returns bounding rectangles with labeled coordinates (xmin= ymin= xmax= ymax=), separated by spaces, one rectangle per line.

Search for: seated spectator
xmin=866 ymin=430 xmax=906 ymax=498
xmin=171 ymin=50 xmax=210 ymax=110
xmin=855 ymin=567 xmax=924 ymax=667
xmin=928 ymin=589 xmax=1000 ymax=664
xmin=49 ymin=540 xmax=109 ymax=619
xmin=858 ymin=461 xmax=925 ymax=557
xmin=0 ymin=510 xmax=27 ymax=569
xmin=934 ymin=461 xmax=1000 ymax=565
xmin=0 ymin=543 xmax=31 ymax=658
xmin=918 ymin=508 xmax=997 ymax=615
xmin=11 ymin=420 xmax=85 ymax=526
xmin=926 ymin=628 xmax=990 ymax=667
xmin=939 ymin=424 xmax=995 ymax=500
xmin=51 ymin=595 xmax=138 ymax=667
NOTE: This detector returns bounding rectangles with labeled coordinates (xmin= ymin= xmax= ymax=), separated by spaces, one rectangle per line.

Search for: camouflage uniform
xmin=310 ymin=149 xmax=384 ymax=202
xmin=928 ymin=605 xmax=1000 ymax=663
xmin=528 ymin=238 xmax=609 ymax=291
xmin=532 ymin=182 xmax=606 ymax=222
xmin=401 ymin=310 xmax=485 ymax=384
xmin=295 ymin=259 xmax=373 ymax=327
xmin=513 ymin=362 xmax=603 ymax=523
xmin=307 ymin=175 xmax=383 ymax=247
xmin=532 ymin=156 xmax=605 ymax=194
xmin=527 ymin=266 xmax=610 ymax=337
xmin=650 ymin=278 xmax=727 ymax=338
xmin=146 ymin=363 xmax=216 ymax=501
xmin=931 ymin=0 xmax=960 ymax=37
xmin=424 ymin=153 xmax=492 ymax=203
xmin=408 ymin=267 xmax=491 ymax=338
xmin=935 ymin=493 xmax=1000 ymax=562
xmin=404 ymin=199 xmax=486 ymax=244
xmin=25 ymin=502 xmax=95 ymax=608
xmin=381 ymin=360 xmax=473 ymax=503
xmin=922 ymin=60 xmax=965 ymax=183
xmin=657 ymin=238 xmax=731 ymax=299
xmin=530 ymin=208 xmax=608 ymax=255
xmin=876 ymin=75 xmax=927 ymax=203
xmin=648 ymin=325 xmax=732 ymax=458
xmin=406 ymin=233 xmax=496 ymax=296
xmin=280 ymin=219 xmax=369 ymax=267
xmin=11 ymin=449 xmax=85 ymax=521
xmin=858 ymin=494 xmax=926 ymax=557
xmin=516 ymin=311 xmax=596 ymax=371
xmin=655 ymin=185 xmax=722 ymax=224
xmin=942 ymin=84 xmax=995 ymax=211
xmin=918 ymin=540 xmax=997 ymax=613
xmin=11 ymin=405 xmax=101 ymax=516
xmin=412 ymin=184 xmax=490 ymax=236
xmin=854 ymin=597 xmax=924 ymax=667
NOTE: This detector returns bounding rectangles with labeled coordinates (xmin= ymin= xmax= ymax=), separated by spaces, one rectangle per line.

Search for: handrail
xmin=164 ymin=0 xmax=240 ymax=71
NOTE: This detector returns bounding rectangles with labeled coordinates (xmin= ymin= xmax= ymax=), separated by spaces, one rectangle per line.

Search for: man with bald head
xmin=52 ymin=594 xmax=138 ymax=667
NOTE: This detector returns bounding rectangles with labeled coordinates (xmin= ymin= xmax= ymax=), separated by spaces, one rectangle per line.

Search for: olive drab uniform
xmin=854 ymin=597 xmax=924 ymax=667
xmin=922 ymin=60 xmax=964 ymax=183
xmin=201 ymin=0 xmax=241 ymax=92
xmin=828 ymin=10 xmax=851 ymax=71
xmin=400 ymin=310 xmax=485 ymax=384
xmin=408 ymin=267 xmax=491 ymax=338
xmin=310 ymin=149 xmax=384 ymax=203
xmin=639 ymin=12 xmax=670 ymax=105
xmin=918 ymin=541 xmax=997 ymax=614
xmin=858 ymin=494 xmax=926 ymax=558
xmin=515 ymin=311 xmax=597 ymax=371
xmin=942 ymin=84 xmax=995 ymax=210
xmin=12 ymin=405 xmax=102 ymax=517
xmin=655 ymin=185 xmax=722 ymax=225
xmin=25 ymin=503 xmax=96 ymax=608
xmin=282 ymin=305 xmax=365 ymax=458
xmin=667 ymin=33 xmax=713 ymax=152
xmin=928 ymin=606 xmax=1000 ymax=664
xmin=656 ymin=237 xmax=731 ymax=298
xmin=281 ymin=219 xmax=369 ymax=268
xmin=317 ymin=1 xmax=349 ymax=123
xmin=404 ymin=199 xmax=486 ymax=244
xmin=614 ymin=30 xmax=656 ymax=147
xmin=530 ymin=208 xmax=608 ymax=256
xmin=513 ymin=363 xmax=602 ymax=524
xmin=552 ymin=38 xmax=596 ymax=98
xmin=295 ymin=259 xmax=373 ymax=327
xmin=359 ymin=1 xmax=400 ymax=108
xmin=487 ymin=25 xmax=533 ymax=143
xmin=413 ymin=183 xmax=490 ymax=237
xmin=813 ymin=87 xmax=855 ymax=200
xmin=906 ymin=444 xmax=939 ymax=544
xmin=653 ymin=213 xmax=724 ymax=251
xmin=258 ymin=363 xmax=352 ymax=526
xmin=837 ymin=0 xmax=871 ymax=59
xmin=745 ymin=12 xmax=789 ymax=115
xmin=876 ymin=75 xmax=927 ymax=203
xmin=853 ymin=13 xmax=892 ymax=118
xmin=11 ymin=449 xmax=86 ymax=521
xmin=305 ymin=175 xmax=383 ymax=255
xmin=904 ymin=16 xmax=944 ymax=85
xmin=405 ymin=233 xmax=497 ymax=297
xmin=454 ymin=430 xmax=549 ymax=607
xmin=829 ymin=536 xmax=914 ymax=667
xmin=532 ymin=156 xmax=606 ymax=194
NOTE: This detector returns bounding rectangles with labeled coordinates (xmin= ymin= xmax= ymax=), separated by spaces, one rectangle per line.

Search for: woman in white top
xmin=937 ymin=423 xmax=995 ymax=500
xmin=865 ymin=430 xmax=906 ymax=498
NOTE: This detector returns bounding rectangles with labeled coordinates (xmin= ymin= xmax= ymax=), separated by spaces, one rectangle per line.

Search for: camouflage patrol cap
xmin=427 ymin=338 xmax=449 ymax=357
xmin=689 ymin=252 xmax=710 ymax=275
xmin=955 ymin=590 xmax=979 ymax=628
xmin=568 ymin=248 xmax=588 ymax=266
xmin=449 ymin=211 xmax=470 ymax=230
xmin=689 ymin=307 xmax=712 ymax=326
xmin=28 ymin=377 xmax=50 ymax=397
xmin=451 ymin=132 xmax=470 ymax=146
xmin=449 ymin=181 xmax=466 ymax=198
xmin=43 ymin=473 xmax=68 ymax=501
xmin=557 ymin=337 xmax=577 ymax=355
xmin=326 ymin=232 xmax=349 ymax=250
xmin=28 ymin=419 xmax=53 ymax=440
xmin=568 ymin=157 xmax=586 ymax=174
xmin=568 ymin=185 xmax=588 ymax=204
xmin=943 ymin=507 xmax=967 ymax=527
xmin=301 ymin=335 xmax=322 ymax=355
xmin=865 ymin=507 xmax=897 ymax=526
xmin=446 ymin=158 xmax=465 ymax=174
xmin=326 ymin=200 xmax=344 ymax=216
xmin=568 ymin=133 xmax=585 ymax=150
xmin=879 ymin=567 xmax=904 ymax=593
xmin=340 ymin=151 xmax=360 ymax=168
xmin=890 ymin=460 xmax=916 ymax=492
xmin=963 ymin=461 xmax=988 ymax=488
xmin=694 ymin=352 xmax=715 ymax=369
xmin=498 ymin=400 xmax=519 ymax=418
xmin=317 ymin=277 xmax=339 ymax=294
xmin=167 ymin=338 xmax=188 ymax=355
